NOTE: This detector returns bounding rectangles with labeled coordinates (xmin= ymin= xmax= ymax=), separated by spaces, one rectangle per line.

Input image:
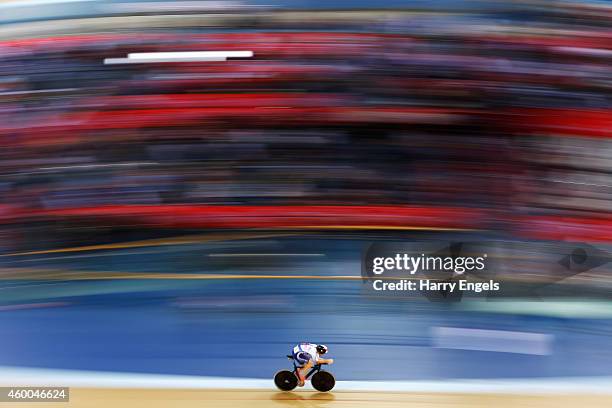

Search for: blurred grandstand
xmin=0 ymin=0 xmax=610 ymax=247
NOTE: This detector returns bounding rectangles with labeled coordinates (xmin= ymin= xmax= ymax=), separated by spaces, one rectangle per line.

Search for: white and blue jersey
xmin=292 ymin=343 xmax=319 ymax=366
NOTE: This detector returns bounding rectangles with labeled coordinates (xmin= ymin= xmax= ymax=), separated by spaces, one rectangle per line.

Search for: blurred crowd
xmin=0 ymin=0 xmax=610 ymax=243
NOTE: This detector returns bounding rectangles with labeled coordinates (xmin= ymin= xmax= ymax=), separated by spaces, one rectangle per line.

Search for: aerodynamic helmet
xmin=316 ymin=344 xmax=328 ymax=355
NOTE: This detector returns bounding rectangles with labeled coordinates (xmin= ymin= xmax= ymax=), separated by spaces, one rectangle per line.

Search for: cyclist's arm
xmin=317 ymin=358 xmax=334 ymax=365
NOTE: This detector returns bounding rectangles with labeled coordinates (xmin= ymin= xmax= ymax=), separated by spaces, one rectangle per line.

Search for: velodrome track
xmin=1 ymin=367 xmax=612 ymax=408
xmin=2 ymin=389 xmax=612 ymax=408
xmin=1 ymin=234 xmax=612 ymax=408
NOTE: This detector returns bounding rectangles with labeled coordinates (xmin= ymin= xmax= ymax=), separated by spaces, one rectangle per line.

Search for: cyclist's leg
xmin=293 ymin=352 xmax=313 ymax=386
xmin=297 ymin=354 xmax=313 ymax=387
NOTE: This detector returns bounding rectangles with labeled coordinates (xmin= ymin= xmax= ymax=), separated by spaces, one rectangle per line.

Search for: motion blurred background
xmin=0 ymin=0 xmax=611 ymax=405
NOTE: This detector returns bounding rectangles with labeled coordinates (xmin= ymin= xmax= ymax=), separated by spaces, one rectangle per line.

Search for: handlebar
xmin=286 ymin=355 xmax=331 ymax=365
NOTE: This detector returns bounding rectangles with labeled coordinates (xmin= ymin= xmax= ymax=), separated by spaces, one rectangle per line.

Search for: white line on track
xmin=1 ymin=366 xmax=612 ymax=394
xmin=432 ymin=327 xmax=553 ymax=355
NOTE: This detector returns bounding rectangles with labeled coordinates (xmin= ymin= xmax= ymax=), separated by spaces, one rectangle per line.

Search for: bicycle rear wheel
xmin=274 ymin=370 xmax=298 ymax=391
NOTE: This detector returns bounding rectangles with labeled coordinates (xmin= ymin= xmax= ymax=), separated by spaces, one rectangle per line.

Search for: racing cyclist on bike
xmin=292 ymin=343 xmax=334 ymax=387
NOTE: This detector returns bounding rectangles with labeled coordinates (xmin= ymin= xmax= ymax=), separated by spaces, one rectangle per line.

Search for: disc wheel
xmin=311 ymin=371 xmax=335 ymax=392
xmin=274 ymin=370 xmax=298 ymax=391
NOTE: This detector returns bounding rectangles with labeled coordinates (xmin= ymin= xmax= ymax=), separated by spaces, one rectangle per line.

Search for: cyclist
xmin=291 ymin=342 xmax=333 ymax=387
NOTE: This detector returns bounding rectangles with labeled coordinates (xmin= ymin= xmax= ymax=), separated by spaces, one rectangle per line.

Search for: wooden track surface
xmin=3 ymin=389 xmax=612 ymax=408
